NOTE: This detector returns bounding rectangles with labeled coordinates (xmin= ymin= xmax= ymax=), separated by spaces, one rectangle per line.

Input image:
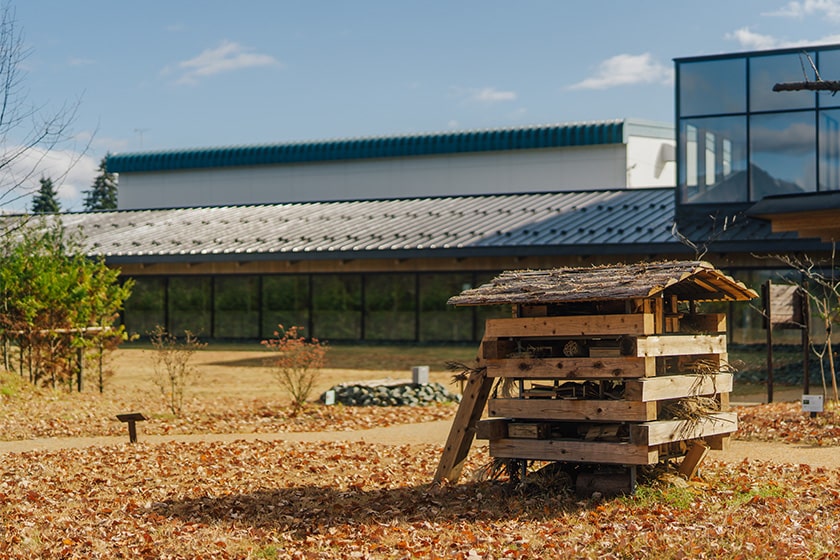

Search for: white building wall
xmin=117 ymin=144 xmax=632 ymax=209
xmin=626 ymin=136 xmax=676 ymax=188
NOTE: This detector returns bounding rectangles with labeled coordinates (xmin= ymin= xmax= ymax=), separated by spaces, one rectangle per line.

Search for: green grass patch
xmin=0 ymin=369 xmax=25 ymax=398
xmin=625 ymin=485 xmax=696 ymax=510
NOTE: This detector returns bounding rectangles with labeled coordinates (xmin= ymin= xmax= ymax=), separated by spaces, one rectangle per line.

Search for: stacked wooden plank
xmin=434 ymin=261 xmax=757 ymax=485
xmin=476 ymin=310 xmax=735 ymax=467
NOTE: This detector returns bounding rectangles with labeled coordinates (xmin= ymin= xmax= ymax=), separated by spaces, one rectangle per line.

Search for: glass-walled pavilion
xmin=676 ymin=45 xmax=840 ymax=206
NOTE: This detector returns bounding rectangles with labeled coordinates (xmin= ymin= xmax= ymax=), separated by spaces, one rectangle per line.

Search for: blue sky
xmin=6 ymin=0 xmax=840 ymax=211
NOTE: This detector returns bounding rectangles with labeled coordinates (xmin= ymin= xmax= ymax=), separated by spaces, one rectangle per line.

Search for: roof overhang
xmin=747 ymin=191 xmax=840 ymax=243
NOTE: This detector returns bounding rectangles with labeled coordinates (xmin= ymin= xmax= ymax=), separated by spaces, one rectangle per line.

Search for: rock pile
xmin=320 ymin=380 xmax=461 ymax=407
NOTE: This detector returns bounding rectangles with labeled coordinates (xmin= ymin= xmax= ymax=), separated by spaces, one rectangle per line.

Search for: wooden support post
xmin=678 ymin=441 xmax=709 ymax=479
xmin=433 ymin=365 xmax=494 ymax=484
xmin=763 ymin=280 xmax=774 ymax=404
xmin=76 ymin=347 xmax=84 ymax=393
xmin=116 ymin=413 xmax=147 ymax=443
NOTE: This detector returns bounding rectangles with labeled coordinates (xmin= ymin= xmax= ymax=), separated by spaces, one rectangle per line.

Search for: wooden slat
xmin=484 ymin=356 xmax=655 ymax=379
xmin=629 ymin=412 xmax=738 ymax=446
xmin=433 ymin=366 xmax=494 ymax=484
xmin=483 ymin=313 xmax=655 ymax=338
xmin=475 ymin=418 xmax=509 ymax=440
xmin=624 ymin=373 xmax=733 ymax=402
xmin=489 ymin=398 xmax=657 ymax=422
xmin=635 ymin=334 xmax=727 ymax=357
xmin=490 ymin=438 xmax=658 ymax=465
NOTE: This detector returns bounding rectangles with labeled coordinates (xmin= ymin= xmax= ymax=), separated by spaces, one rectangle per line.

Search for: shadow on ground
xmin=151 ymin=478 xmax=581 ymax=535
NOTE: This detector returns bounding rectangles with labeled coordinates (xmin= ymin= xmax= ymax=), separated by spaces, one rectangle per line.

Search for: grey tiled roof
xmin=2 ymin=189 xmax=672 ymax=262
xmin=2 ymin=188 xmax=827 ymax=264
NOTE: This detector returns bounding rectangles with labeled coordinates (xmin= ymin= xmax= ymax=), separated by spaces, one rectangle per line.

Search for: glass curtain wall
xmin=122 ymin=271 xmax=515 ymax=343
xmin=311 ymin=274 xmax=362 ymax=340
xmin=123 ymin=276 xmax=166 ymax=336
xmin=364 ymin=274 xmax=417 ymax=341
xmin=677 ymin=46 xmax=840 ymax=204
xmin=168 ymin=276 xmax=212 ymax=336
xmin=419 ymin=273 xmax=474 ymax=341
xmin=261 ymin=275 xmax=310 ymax=338
xmin=214 ymin=276 xmax=260 ymax=339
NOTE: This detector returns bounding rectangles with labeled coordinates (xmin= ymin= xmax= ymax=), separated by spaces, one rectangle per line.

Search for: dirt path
xmin=1 ymin=420 xmax=837 ymax=469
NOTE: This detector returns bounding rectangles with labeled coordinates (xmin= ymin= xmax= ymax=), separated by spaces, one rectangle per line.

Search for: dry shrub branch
xmin=262 ymin=324 xmax=327 ymax=410
xmin=149 ymin=326 xmax=205 ymax=416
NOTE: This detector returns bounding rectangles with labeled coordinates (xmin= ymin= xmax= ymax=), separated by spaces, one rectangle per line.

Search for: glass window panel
xmin=364 ymin=274 xmax=416 ymax=341
xmin=685 ymin=125 xmax=698 ymax=187
xmin=750 ymin=112 xmax=816 ymax=199
xmin=123 ymin=276 xmax=165 ymax=337
xmin=419 ymin=273 xmax=474 ymax=342
xmin=213 ymin=276 xmax=259 ymax=339
xmin=311 ymin=275 xmax=361 ymax=340
xmin=679 ymin=116 xmax=748 ymax=203
xmin=261 ymin=275 xmax=310 ymax=339
xmin=816 ymin=48 xmax=840 ymax=109
xmin=679 ymin=58 xmax=746 ymax=116
xmin=168 ymin=276 xmax=211 ymax=336
xmin=750 ymin=52 xmax=816 ymax=112
xmin=820 ymin=109 xmax=840 ymax=191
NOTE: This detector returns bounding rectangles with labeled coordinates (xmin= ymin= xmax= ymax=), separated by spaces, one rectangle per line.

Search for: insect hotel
xmin=434 ymin=261 xmax=758 ymax=493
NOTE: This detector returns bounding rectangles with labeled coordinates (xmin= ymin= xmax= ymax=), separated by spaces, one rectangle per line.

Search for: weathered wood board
xmin=635 ymin=334 xmax=727 ymax=357
xmin=490 ymin=438 xmax=658 ymax=465
xmin=483 ymin=313 xmax=655 ymax=339
xmin=629 ymin=412 xmax=738 ymax=446
xmin=488 ymin=398 xmax=658 ymax=422
xmin=624 ymin=373 xmax=733 ymax=401
xmin=483 ymin=356 xmax=655 ymax=379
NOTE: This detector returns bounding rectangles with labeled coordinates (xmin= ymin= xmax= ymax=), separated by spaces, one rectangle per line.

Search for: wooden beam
xmin=484 ymin=356 xmax=655 ymax=379
xmin=483 ymin=313 xmax=655 ymax=339
xmin=489 ymin=398 xmax=657 ymax=422
xmin=624 ymin=373 xmax=733 ymax=402
xmin=433 ymin=366 xmax=494 ymax=484
xmin=629 ymin=412 xmax=738 ymax=446
xmin=490 ymin=438 xmax=658 ymax=465
xmin=635 ymin=334 xmax=726 ymax=357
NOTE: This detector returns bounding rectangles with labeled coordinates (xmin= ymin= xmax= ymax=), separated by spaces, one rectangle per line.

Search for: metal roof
xmin=3 ymin=188 xmax=826 ymax=265
xmin=447 ymin=261 xmax=759 ymax=306
xmin=106 ymin=119 xmax=673 ymax=174
xmin=0 ymin=189 xmax=679 ymax=264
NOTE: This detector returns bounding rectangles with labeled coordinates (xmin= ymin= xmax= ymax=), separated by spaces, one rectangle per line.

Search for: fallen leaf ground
xmin=2 ymin=347 xmax=840 ymax=558
xmin=1 ymin=440 xmax=838 ymax=559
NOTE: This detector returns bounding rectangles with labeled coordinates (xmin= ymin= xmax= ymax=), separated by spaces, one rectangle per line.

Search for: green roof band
xmin=107 ymin=119 xmax=671 ymax=174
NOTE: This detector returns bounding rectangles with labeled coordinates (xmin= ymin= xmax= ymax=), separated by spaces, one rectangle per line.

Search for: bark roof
xmin=448 ymin=260 xmax=758 ymax=306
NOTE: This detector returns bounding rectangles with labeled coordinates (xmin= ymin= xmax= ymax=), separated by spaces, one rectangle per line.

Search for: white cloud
xmin=763 ymin=0 xmax=840 ymax=21
xmin=0 ymin=147 xmax=98 ymax=212
xmin=567 ymin=53 xmax=673 ymax=90
xmin=168 ymin=40 xmax=281 ymax=85
xmin=451 ymin=86 xmax=518 ymax=105
xmin=725 ymin=28 xmax=779 ymax=50
xmin=472 ymin=87 xmax=517 ymax=103
xmin=726 ymin=26 xmax=840 ymax=50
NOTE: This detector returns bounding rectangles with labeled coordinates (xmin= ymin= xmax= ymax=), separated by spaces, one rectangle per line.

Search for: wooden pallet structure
xmin=434 ymin=261 xmax=758 ymax=490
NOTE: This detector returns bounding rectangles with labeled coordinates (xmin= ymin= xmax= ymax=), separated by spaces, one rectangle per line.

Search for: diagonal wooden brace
xmin=433 ymin=366 xmax=494 ymax=484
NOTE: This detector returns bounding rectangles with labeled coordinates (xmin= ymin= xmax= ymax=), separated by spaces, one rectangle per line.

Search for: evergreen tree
xmin=83 ymin=156 xmax=118 ymax=211
xmin=31 ymin=176 xmax=61 ymax=213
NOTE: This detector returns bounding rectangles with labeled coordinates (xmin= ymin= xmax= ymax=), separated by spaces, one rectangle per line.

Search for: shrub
xmin=149 ymin=326 xmax=205 ymax=416
xmin=262 ymin=325 xmax=327 ymax=410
